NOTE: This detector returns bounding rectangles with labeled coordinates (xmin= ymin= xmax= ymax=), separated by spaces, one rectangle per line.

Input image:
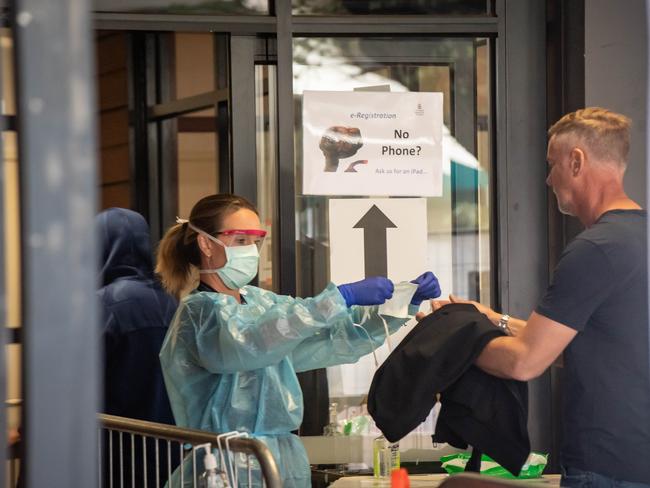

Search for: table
xmin=328 ymin=474 xmax=562 ymax=487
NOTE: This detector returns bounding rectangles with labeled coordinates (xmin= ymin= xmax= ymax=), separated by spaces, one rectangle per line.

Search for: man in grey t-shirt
xmin=425 ymin=108 xmax=650 ymax=486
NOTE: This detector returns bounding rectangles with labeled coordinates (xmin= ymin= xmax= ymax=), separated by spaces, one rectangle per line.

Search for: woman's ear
xmin=196 ymin=234 xmax=212 ymax=258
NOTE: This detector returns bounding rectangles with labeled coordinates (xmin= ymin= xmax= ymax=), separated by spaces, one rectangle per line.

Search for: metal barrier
xmin=99 ymin=414 xmax=282 ymax=488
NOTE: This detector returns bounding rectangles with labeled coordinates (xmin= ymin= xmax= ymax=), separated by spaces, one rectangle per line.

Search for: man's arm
xmin=423 ymin=297 xmax=577 ymax=381
xmin=420 ymin=294 xmax=527 ymax=335
xmin=475 ymin=311 xmax=576 ymax=380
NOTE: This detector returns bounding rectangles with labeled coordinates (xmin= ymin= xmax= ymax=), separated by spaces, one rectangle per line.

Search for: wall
xmin=585 ymin=0 xmax=647 ymax=205
xmin=96 ymin=31 xmax=132 ymax=209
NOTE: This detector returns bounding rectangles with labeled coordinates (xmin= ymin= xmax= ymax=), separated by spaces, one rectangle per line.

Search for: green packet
xmin=440 ymin=452 xmax=548 ymax=479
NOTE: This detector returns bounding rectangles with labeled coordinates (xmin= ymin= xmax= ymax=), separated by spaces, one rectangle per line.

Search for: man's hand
xmin=415 ymin=294 xmax=501 ymax=324
xmin=415 ymin=299 xmax=450 ymax=321
xmin=447 ymin=294 xmax=501 ymax=324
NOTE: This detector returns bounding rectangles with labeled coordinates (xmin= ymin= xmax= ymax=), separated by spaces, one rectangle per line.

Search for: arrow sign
xmin=353 ymin=205 xmax=397 ymax=278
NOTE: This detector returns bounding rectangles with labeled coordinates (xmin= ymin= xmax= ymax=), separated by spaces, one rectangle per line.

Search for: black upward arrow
xmin=353 ymin=205 xmax=397 ymax=278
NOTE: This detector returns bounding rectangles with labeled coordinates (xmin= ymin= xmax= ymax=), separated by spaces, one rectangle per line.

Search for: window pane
xmin=94 ymin=0 xmax=268 ymax=15
xmin=292 ymin=0 xmax=489 ymax=15
xmin=177 ymin=109 xmax=218 ymax=218
xmin=256 ymin=64 xmax=279 ymax=292
xmin=171 ymin=33 xmax=217 ymax=104
xmin=4 ymin=131 xmax=22 ymax=439
xmin=293 ymin=36 xmax=492 ymax=449
xmin=476 ymin=39 xmax=491 ymax=304
xmin=1 ymin=29 xmax=15 ymax=115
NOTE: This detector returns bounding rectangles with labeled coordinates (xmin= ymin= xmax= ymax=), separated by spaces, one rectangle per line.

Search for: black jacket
xmin=368 ymin=303 xmax=530 ymax=476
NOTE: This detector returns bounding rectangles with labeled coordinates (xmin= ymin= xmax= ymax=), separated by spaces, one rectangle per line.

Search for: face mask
xmin=378 ymin=281 xmax=418 ymax=319
xmin=207 ymin=244 xmax=259 ymax=290
xmin=352 ymin=282 xmax=418 ymax=364
xmin=186 ymin=221 xmax=260 ymax=290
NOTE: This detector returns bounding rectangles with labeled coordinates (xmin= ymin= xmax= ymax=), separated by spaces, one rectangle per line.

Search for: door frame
xmin=96 ymin=0 xmax=554 ymax=467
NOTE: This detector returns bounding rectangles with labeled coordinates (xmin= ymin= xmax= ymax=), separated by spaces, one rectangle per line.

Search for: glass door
xmin=293 ymin=36 xmax=493 ymax=441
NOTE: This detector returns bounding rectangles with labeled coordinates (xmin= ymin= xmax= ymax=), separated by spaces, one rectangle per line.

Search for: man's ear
xmin=196 ymin=234 xmax=212 ymax=258
xmin=569 ymin=147 xmax=586 ymax=176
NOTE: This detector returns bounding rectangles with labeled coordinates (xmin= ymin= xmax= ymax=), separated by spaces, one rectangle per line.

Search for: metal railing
xmin=99 ymin=414 xmax=282 ymax=488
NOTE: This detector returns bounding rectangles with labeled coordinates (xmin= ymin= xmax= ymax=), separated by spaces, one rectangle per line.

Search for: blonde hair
xmin=156 ymin=194 xmax=258 ymax=298
xmin=548 ymin=107 xmax=631 ymax=166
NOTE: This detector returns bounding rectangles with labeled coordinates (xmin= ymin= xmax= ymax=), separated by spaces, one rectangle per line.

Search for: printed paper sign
xmin=302 ymin=90 xmax=443 ymax=196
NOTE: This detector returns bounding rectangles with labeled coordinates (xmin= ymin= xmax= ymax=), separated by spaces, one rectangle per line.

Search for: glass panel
xmin=255 ymin=64 xmax=278 ymax=292
xmin=177 ymin=108 xmax=219 ymax=218
xmin=293 ymin=36 xmax=492 ymax=454
xmin=1 ymin=29 xmax=15 ymax=115
xmin=4 ymin=131 xmax=22 ymax=449
xmin=174 ymin=33 xmax=215 ymax=103
xmin=2 ymin=29 xmax=23 ymax=447
xmin=293 ymin=0 xmax=489 ymax=15
xmin=475 ymin=39 xmax=491 ymax=305
xmin=94 ymin=0 xmax=268 ymax=15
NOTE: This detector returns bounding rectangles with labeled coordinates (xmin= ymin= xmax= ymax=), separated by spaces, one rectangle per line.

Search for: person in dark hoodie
xmin=96 ymin=207 xmax=179 ymax=486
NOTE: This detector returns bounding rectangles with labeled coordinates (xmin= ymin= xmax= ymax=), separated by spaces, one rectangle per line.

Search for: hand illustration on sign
xmin=319 ymin=126 xmax=364 ymax=172
xmin=344 ymin=160 xmax=368 ymax=172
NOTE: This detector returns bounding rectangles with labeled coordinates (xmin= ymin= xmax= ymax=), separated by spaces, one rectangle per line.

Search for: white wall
xmin=585 ymin=0 xmax=648 ymax=205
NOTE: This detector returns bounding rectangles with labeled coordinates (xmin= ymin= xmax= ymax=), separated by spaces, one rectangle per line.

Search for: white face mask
xmin=378 ymin=282 xmax=418 ymax=318
xmin=187 ymin=222 xmax=260 ymax=290
xmin=353 ymin=282 xmax=418 ymax=366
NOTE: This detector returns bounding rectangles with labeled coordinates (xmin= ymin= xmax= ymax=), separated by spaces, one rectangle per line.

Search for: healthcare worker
xmin=156 ymin=193 xmax=440 ymax=487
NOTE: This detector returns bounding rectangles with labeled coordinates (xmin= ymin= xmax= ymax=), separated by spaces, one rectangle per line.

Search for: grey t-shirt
xmin=536 ymin=209 xmax=650 ymax=483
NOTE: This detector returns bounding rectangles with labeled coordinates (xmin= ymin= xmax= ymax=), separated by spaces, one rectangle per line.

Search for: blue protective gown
xmin=160 ymin=283 xmax=415 ymax=487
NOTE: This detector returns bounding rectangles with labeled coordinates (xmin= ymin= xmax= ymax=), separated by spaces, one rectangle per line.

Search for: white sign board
xmin=329 ymin=198 xmax=428 ymax=284
xmin=302 ymin=90 xmax=443 ymax=197
xmin=328 ymin=198 xmax=428 ymax=398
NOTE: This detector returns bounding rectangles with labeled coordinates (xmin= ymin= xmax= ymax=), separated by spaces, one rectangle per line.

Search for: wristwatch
xmin=497 ymin=314 xmax=512 ymax=336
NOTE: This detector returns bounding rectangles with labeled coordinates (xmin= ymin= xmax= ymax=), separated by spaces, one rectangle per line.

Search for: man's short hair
xmin=548 ymin=107 xmax=631 ymax=166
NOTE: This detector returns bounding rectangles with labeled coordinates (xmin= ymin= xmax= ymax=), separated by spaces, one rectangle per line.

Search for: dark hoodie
xmin=97 ymin=207 xmax=177 ymax=422
xmin=97 ymin=208 xmax=179 ymax=485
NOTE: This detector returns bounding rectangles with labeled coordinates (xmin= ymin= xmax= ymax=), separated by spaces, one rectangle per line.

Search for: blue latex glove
xmin=337 ymin=277 xmax=394 ymax=307
xmin=410 ymin=271 xmax=441 ymax=305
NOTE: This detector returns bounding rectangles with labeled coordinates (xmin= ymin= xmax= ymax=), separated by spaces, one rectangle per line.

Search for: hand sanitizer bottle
xmin=198 ymin=446 xmax=221 ymax=488
xmin=373 ymin=435 xmax=400 ymax=478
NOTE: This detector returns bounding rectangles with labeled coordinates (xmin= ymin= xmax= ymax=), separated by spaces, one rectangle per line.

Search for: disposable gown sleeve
xmin=177 ymin=283 xmax=352 ymax=374
xmin=291 ymin=299 xmax=418 ymax=373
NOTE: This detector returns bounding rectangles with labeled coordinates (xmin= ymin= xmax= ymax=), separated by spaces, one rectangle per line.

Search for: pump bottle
xmin=198 ymin=444 xmax=221 ymax=488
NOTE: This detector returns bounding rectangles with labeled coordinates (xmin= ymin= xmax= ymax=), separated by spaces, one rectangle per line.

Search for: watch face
xmin=498 ymin=317 xmax=512 ymax=336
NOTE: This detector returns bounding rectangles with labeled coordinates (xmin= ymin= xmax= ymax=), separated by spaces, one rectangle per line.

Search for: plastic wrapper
xmin=440 ymin=452 xmax=548 ymax=479
xmin=342 ymin=415 xmax=371 ymax=435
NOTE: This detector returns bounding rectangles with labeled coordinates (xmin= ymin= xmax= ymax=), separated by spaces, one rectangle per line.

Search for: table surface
xmin=328 ymin=474 xmax=562 ymax=487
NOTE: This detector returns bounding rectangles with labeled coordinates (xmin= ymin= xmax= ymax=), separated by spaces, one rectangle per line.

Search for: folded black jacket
xmin=368 ymin=303 xmax=530 ymax=476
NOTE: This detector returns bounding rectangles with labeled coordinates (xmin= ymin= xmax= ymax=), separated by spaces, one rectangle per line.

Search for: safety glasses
xmin=215 ymin=229 xmax=267 ymax=249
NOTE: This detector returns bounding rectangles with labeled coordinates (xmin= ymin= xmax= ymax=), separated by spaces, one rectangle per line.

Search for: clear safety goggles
xmin=215 ymin=229 xmax=267 ymax=249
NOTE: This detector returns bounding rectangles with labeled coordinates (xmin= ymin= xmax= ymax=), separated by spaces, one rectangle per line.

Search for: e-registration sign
xmin=302 ymin=90 xmax=443 ymax=196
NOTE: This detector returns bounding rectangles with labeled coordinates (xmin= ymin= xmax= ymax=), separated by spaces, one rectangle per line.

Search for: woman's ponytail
xmin=156 ymin=222 xmax=199 ymax=298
